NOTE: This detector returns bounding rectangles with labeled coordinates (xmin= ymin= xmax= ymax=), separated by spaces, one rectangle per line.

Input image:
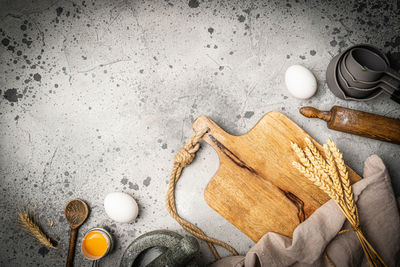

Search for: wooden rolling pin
xmin=300 ymin=106 xmax=400 ymax=144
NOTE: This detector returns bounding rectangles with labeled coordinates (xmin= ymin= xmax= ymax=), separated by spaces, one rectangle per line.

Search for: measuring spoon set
xmin=326 ymin=44 xmax=400 ymax=104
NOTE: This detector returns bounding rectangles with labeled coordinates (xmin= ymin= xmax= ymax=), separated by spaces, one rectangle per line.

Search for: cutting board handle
xmin=193 ymin=116 xmax=235 ymax=146
xmin=193 ymin=116 xmax=224 ymax=134
xmin=193 ymin=116 xmax=252 ymax=172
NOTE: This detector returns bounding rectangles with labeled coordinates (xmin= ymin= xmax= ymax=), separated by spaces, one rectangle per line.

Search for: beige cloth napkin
xmin=211 ymin=155 xmax=400 ymax=267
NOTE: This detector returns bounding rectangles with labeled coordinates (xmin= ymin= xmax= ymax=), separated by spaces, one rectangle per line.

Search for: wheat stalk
xmin=305 ymin=147 xmax=335 ymax=189
xmin=305 ymin=138 xmax=329 ymax=172
xmin=18 ymin=210 xmax=57 ymax=249
xmin=292 ymin=161 xmax=338 ymax=202
xmin=291 ymin=142 xmax=333 ymax=189
xmin=291 ymin=138 xmax=386 ymax=267
xmin=291 ymin=142 xmax=312 ymax=169
xmin=327 ymin=139 xmax=357 ymax=219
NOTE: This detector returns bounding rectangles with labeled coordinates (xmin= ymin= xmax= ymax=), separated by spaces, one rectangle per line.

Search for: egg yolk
xmin=82 ymin=231 xmax=108 ymax=259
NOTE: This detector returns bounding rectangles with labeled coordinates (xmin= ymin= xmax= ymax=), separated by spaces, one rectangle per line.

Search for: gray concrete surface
xmin=0 ymin=0 xmax=399 ymax=266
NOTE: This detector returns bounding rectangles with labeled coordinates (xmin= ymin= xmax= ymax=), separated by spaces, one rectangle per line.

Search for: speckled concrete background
xmin=0 ymin=0 xmax=399 ymax=266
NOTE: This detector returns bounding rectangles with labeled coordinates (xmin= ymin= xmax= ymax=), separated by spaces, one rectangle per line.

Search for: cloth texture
xmin=211 ymin=155 xmax=400 ymax=267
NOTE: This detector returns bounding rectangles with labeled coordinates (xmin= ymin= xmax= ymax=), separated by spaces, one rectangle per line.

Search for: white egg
xmin=104 ymin=192 xmax=139 ymax=223
xmin=285 ymin=65 xmax=317 ymax=99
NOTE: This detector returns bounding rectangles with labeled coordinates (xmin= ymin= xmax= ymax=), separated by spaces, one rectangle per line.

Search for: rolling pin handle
xmin=300 ymin=107 xmax=332 ymax=122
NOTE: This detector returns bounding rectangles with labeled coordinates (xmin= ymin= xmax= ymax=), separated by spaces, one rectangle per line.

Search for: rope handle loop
xmin=166 ymin=127 xmax=239 ymax=260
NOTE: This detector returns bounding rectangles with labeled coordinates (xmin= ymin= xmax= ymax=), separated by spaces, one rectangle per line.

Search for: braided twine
xmin=166 ymin=127 xmax=238 ymax=260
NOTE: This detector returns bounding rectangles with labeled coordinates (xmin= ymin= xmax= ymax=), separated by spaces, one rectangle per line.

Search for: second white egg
xmin=104 ymin=192 xmax=139 ymax=223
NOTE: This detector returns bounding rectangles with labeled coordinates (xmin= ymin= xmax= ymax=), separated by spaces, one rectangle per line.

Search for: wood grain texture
xmin=328 ymin=106 xmax=400 ymax=144
xmin=192 ymin=111 xmax=361 ymax=242
xmin=300 ymin=106 xmax=400 ymax=144
xmin=66 ymin=228 xmax=78 ymax=267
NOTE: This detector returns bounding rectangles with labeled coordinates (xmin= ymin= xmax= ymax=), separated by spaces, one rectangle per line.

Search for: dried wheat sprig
xmin=327 ymin=139 xmax=349 ymax=186
xmin=18 ymin=210 xmax=57 ymax=249
xmin=305 ymin=139 xmax=345 ymax=197
xmin=305 ymin=138 xmax=329 ymax=173
xmin=292 ymin=161 xmax=339 ymax=202
xmin=305 ymin=139 xmax=353 ymax=218
xmin=323 ymin=144 xmax=340 ymax=188
xmin=291 ymin=161 xmax=356 ymax=225
xmin=323 ymin=145 xmax=345 ymax=200
xmin=291 ymin=160 xmax=354 ymax=222
xmin=324 ymin=144 xmax=356 ymax=222
xmin=292 ymin=141 xmax=352 ymax=219
xmin=291 ymin=138 xmax=386 ymax=267
xmin=328 ymin=139 xmax=357 ymax=218
xmin=291 ymin=142 xmax=339 ymax=201
xmin=291 ymin=142 xmax=312 ymax=169
xmin=304 ymin=147 xmax=335 ymax=190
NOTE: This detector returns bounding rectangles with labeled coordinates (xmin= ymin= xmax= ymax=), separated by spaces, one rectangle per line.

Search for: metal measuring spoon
xmin=65 ymin=199 xmax=89 ymax=267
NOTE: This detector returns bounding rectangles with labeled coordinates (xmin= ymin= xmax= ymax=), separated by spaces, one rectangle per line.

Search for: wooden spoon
xmin=64 ymin=199 xmax=89 ymax=267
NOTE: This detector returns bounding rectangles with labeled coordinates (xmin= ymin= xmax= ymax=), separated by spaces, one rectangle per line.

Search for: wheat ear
xmin=291 ymin=141 xmax=312 ymax=169
xmin=292 ymin=161 xmax=339 ymax=202
xmin=291 ymin=143 xmax=336 ymax=199
xmin=305 ymin=139 xmax=338 ymax=189
xmin=323 ymin=145 xmax=344 ymax=198
xmin=305 ymin=146 xmax=336 ymax=189
xmin=305 ymin=138 xmax=329 ymax=173
xmin=327 ymin=139 xmax=357 ymax=218
xmin=18 ymin=211 xmax=57 ymax=249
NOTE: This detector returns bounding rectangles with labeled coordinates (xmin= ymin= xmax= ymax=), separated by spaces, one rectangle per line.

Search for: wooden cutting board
xmin=192 ymin=111 xmax=361 ymax=242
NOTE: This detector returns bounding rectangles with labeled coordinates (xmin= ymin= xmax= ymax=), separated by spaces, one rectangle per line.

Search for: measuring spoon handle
xmin=66 ymin=228 xmax=78 ymax=267
xmin=385 ymin=67 xmax=400 ymax=85
xmin=380 ymin=84 xmax=400 ymax=105
xmin=381 ymin=75 xmax=400 ymax=90
xmin=391 ymin=90 xmax=400 ymax=105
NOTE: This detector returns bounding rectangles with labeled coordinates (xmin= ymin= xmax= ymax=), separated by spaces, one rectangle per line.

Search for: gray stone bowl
xmin=120 ymin=230 xmax=199 ymax=267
